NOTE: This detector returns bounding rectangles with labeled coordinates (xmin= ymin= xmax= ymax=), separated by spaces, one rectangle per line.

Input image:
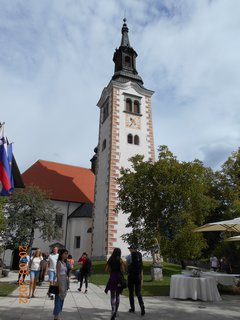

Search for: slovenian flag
xmin=0 ymin=125 xmax=14 ymax=195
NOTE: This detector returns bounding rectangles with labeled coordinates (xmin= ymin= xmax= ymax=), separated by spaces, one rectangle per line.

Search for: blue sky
xmin=0 ymin=0 xmax=240 ymax=172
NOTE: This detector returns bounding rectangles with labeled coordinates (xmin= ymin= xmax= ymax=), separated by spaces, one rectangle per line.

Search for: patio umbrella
xmin=225 ymin=235 xmax=240 ymax=242
xmin=194 ymin=217 xmax=240 ymax=233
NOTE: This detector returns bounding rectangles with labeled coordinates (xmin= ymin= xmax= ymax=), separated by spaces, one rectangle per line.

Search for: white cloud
xmin=0 ymin=0 xmax=239 ymax=172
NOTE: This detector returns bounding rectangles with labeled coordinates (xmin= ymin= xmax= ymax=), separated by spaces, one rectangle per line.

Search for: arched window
xmin=134 ymin=135 xmax=139 ymax=145
xmin=102 ymin=139 xmax=106 ymax=151
xmin=126 ymin=98 xmax=132 ymax=112
xmin=127 ymin=134 xmax=133 ymax=144
xmin=125 ymin=56 xmax=131 ymax=67
xmin=134 ymin=100 xmax=140 ymax=114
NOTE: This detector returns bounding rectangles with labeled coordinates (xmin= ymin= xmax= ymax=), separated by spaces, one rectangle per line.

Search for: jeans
xmin=53 ymin=294 xmax=64 ymax=317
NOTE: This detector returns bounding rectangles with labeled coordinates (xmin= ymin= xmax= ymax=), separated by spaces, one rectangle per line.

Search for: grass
xmin=0 ymin=282 xmax=18 ymax=296
xmin=89 ymin=261 xmax=181 ymax=296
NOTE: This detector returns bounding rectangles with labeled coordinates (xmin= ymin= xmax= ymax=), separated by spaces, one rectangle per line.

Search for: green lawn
xmin=89 ymin=261 xmax=181 ymax=296
xmin=0 ymin=283 xmax=18 ymax=296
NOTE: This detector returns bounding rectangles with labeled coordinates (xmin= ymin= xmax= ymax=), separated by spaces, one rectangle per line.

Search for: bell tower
xmin=92 ymin=19 xmax=155 ymax=258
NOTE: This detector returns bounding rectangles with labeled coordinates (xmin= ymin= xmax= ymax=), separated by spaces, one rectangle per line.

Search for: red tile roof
xmin=22 ymin=160 xmax=95 ymax=203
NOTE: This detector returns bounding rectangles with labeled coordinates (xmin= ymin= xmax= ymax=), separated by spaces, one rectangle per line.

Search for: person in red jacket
xmin=77 ymin=252 xmax=92 ymax=293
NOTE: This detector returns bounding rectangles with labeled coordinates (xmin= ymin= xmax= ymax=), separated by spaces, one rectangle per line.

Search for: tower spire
xmin=120 ymin=18 xmax=130 ymax=47
xmin=112 ymin=19 xmax=143 ymax=85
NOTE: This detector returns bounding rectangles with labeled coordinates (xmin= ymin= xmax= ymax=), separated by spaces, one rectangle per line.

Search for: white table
xmin=170 ymin=274 xmax=221 ymax=301
xmin=202 ymin=272 xmax=240 ymax=286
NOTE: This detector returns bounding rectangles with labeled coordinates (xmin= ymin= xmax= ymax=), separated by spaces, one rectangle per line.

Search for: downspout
xmin=64 ymin=202 xmax=70 ymax=248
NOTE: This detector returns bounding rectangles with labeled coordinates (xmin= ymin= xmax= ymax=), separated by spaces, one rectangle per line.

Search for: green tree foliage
xmin=0 ymin=197 xmax=7 ymax=254
xmin=202 ymin=148 xmax=240 ymax=256
xmin=118 ymin=146 xmax=217 ymax=262
xmin=0 ymin=197 xmax=7 ymax=233
xmin=2 ymin=185 xmax=61 ymax=249
xmin=218 ymin=148 xmax=240 ymax=218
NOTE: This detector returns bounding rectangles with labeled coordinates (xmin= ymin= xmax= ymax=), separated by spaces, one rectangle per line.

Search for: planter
xmin=151 ymin=264 xmax=163 ymax=281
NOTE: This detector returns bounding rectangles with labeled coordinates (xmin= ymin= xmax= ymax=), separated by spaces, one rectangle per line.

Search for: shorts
xmin=49 ymin=270 xmax=56 ymax=282
xmin=30 ymin=270 xmax=40 ymax=279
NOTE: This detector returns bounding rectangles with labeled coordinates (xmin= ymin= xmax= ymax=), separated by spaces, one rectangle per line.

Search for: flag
xmin=0 ymin=122 xmax=14 ymax=195
xmin=0 ymin=141 xmax=14 ymax=195
xmin=0 ymin=137 xmax=12 ymax=192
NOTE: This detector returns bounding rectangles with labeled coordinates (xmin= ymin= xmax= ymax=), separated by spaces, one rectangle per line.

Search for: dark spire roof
xmin=121 ymin=18 xmax=131 ymax=47
xmin=112 ymin=19 xmax=143 ymax=85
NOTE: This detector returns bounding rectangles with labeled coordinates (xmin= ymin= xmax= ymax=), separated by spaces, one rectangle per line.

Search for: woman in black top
xmin=105 ymin=248 xmax=125 ymax=320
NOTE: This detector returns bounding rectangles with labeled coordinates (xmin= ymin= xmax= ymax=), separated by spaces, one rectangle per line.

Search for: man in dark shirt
xmin=126 ymin=244 xmax=145 ymax=316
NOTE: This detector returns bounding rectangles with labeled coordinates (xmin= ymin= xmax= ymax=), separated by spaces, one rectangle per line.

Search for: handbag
xmin=119 ymin=273 xmax=127 ymax=289
xmin=49 ymin=285 xmax=59 ymax=295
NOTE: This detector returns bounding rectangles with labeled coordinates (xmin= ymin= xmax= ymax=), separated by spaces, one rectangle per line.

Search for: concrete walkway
xmin=0 ymin=272 xmax=240 ymax=320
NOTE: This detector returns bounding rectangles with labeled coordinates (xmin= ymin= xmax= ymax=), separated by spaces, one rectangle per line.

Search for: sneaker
xmin=129 ymin=308 xmax=135 ymax=313
xmin=77 ymin=288 xmax=81 ymax=292
xmin=141 ymin=307 xmax=145 ymax=316
xmin=84 ymin=289 xmax=87 ymax=294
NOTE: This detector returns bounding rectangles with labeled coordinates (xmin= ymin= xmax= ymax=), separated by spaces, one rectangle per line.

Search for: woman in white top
xmin=28 ymin=248 xmax=43 ymax=298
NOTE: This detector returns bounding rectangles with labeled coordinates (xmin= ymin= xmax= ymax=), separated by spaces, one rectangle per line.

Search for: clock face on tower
xmin=125 ymin=114 xmax=141 ymax=129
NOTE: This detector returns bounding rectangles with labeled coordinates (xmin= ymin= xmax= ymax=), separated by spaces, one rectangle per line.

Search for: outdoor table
xmin=170 ymin=274 xmax=221 ymax=301
xmin=202 ymin=272 xmax=240 ymax=286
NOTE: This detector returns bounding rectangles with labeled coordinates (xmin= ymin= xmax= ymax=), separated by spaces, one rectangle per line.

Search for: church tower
xmin=92 ymin=19 xmax=155 ymax=258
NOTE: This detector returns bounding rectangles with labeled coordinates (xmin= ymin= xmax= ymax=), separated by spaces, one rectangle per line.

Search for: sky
xmin=0 ymin=0 xmax=240 ymax=173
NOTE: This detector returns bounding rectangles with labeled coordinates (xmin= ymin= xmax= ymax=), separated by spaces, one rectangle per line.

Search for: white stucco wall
xmin=1 ymin=199 xmax=93 ymax=267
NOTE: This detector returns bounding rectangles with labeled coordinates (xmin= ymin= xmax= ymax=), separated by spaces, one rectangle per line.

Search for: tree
xmin=201 ymin=148 xmax=240 ymax=257
xmin=0 ymin=197 xmax=7 ymax=254
xmin=118 ymin=146 xmax=216 ymax=265
xmin=0 ymin=197 xmax=6 ymax=231
xmin=2 ymin=185 xmax=61 ymax=249
xmin=218 ymin=148 xmax=240 ymax=218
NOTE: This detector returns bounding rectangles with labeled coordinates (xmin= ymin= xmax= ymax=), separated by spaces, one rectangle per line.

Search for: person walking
xmin=126 ymin=244 xmax=145 ymax=316
xmin=77 ymin=252 xmax=92 ymax=293
xmin=39 ymin=252 xmax=48 ymax=284
xmin=66 ymin=254 xmax=74 ymax=277
xmin=28 ymin=248 xmax=43 ymax=298
xmin=48 ymin=246 xmax=59 ymax=300
xmin=17 ymin=252 xmax=30 ymax=284
xmin=105 ymin=248 xmax=125 ymax=320
xmin=53 ymin=248 xmax=69 ymax=320
xmin=210 ymin=256 xmax=219 ymax=272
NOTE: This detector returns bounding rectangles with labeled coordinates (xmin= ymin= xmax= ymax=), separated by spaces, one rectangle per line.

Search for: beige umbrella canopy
xmin=194 ymin=217 xmax=240 ymax=233
xmin=225 ymin=235 xmax=240 ymax=242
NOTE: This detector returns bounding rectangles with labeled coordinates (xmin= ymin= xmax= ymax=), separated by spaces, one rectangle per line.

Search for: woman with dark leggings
xmin=105 ymin=248 xmax=125 ymax=320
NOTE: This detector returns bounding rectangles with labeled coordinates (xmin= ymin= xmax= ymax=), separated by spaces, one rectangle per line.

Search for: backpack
xmin=129 ymin=251 xmax=143 ymax=275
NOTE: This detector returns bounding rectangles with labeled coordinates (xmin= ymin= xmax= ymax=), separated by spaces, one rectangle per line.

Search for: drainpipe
xmin=64 ymin=202 xmax=70 ymax=248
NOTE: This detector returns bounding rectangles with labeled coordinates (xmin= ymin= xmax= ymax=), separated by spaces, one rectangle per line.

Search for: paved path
xmin=0 ymin=272 xmax=240 ymax=320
